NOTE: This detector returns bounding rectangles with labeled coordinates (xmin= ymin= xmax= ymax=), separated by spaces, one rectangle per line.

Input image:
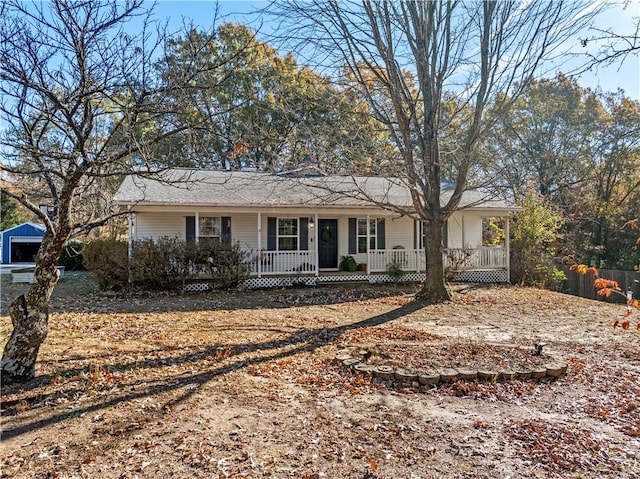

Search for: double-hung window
xmin=357 ymin=218 xmax=377 ymax=253
xmin=199 ymin=217 xmax=221 ymax=242
xmin=277 ymin=218 xmax=298 ymax=250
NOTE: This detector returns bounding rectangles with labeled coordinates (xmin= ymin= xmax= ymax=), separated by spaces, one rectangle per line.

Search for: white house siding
xmin=446 ymin=213 xmax=483 ymax=249
xmin=463 ymin=215 xmax=483 ymax=248
xmin=386 ymin=216 xmax=414 ymax=249
xmin=231 ymin=213 xmax=259 ymax=250
xmin=135 ymin=212 xmax=184 ymax=241
xmin=448 ymin=214 xmax=464 ymax=248
xmin=133 ymin=209 xmax=483 ymax=254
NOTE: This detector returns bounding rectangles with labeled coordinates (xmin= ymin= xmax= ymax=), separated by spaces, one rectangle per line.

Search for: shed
xmin=1 ymin=222 xmax=46 ymax=264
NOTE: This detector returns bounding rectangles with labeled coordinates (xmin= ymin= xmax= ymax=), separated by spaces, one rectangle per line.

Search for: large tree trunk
xmin=1 ymin=236 xmax=63 ymax=384
xmin=417 ymin=219 xmax=451 ymax=303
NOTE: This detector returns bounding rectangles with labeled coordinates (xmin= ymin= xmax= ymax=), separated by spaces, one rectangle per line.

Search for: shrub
xmin=82 ymin=239 xmax=129 ymax=290
xmin=443 ymin=248 xmax=474 ymax=282
xmin=386 ymin=262 xmax=405 ymax=282
xmin=59 ymin=241 xmax=85 ymax=270
xmin=197 ymin=240 xmax=250 ymax=289
xmin=339 ymin=255 xmax=358 ymax=272
xmin=130 ymin=237 xmax=194 ymax=291
xmin=510 ymin=191 xmax=566 ymax=289
xmin=83 ymin=237 xmax=249 ymax=292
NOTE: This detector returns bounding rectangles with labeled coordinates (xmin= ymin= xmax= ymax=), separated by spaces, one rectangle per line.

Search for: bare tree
xmin=0 ymin=0 xmax=226 ymax=383
xmin=577 ymin=2 xmax=639 ymax=72
xmin=271 ymin=0 xmax=602 ymax=302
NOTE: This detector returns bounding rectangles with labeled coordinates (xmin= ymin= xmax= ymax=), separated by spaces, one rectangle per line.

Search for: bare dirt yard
xmin=1 ymin=273 xmax=639 ymax=479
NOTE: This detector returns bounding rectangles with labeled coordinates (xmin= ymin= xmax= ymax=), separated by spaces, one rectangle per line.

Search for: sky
xmin=149 ymin=0 xmax=640 ymax=101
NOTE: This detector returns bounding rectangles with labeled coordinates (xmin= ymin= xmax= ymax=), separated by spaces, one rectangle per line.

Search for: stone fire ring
xmin=334 ymin=347 xmax=568 ymax=386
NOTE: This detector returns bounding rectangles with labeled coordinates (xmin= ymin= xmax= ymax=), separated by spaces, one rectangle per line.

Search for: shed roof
xmin=0 ymin=222 xmax=46 ymax=236
xmin=113 ymin=169 xmax=518 ymax=213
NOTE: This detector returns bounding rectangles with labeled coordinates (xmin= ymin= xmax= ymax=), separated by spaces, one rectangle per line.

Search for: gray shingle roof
xmin=113 ymin=169 xmax=518 ymax=212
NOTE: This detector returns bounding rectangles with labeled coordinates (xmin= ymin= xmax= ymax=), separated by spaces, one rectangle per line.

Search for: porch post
xmin=505 ymin=216 xmax=511 ymax=283
xmin=461 ymin=215 xmax=466 ymax=248
xmin=195 ymin=212 xmax=200 ymax=243
xmin=127 ymin=206 xmax=133 ymax=260
xmin=314 ymin=213 xmax=319 ymax=277
xmin=366 ymin=214 xmax=370 ymax=274
xmin=257 ymin=212 xmax=262 ymax=278
xmin=415 ymin=219 xmax=421 ymax=273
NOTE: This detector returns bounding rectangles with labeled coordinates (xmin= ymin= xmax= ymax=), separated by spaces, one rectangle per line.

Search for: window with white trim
xmin=278 ymin=218 xmax=298 ymax=250
xmin=418 ymin=220 xmax=448 ymax=249
xmin=357 ymin=218 xmax=377 ymax=253
xmin=199 ymin=217 xmax=221 ymax=241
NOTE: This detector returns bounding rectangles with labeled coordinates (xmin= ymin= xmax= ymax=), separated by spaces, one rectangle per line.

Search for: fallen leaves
xmin=505 ymin=418 xmax=626 ymax=474
xmin=2 ymin=282 xmax=639 ymax=479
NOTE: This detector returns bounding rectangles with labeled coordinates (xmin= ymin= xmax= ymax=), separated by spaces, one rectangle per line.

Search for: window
xmin=278 ymin=218 xmax=298 ymax=250
xmin=418 ymin=220 xmax=448 ymax=249
xmin=199 ymin=217 xmax=221 ymax=240
xmin=357 ymin=218 xmax=377 ymax=253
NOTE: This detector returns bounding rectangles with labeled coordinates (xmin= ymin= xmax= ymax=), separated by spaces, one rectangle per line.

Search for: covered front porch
xmin=128 ymin=205 xmax=514 ymax=287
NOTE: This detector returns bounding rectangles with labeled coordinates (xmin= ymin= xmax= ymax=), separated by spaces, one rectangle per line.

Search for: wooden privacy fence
xmin=561 ymin=266 xmax=640 ymax=304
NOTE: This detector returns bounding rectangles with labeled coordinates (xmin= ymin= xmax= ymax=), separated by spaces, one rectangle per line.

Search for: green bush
xmin=386 ymin=262 xmax=405 ymax=282
xmin=510 ymin=191 xmax=565 ymax=289
xmin=339 ymin=255 xmax=358 ymax=272
xmin=82 ymin=239 xmax=129 ymax=290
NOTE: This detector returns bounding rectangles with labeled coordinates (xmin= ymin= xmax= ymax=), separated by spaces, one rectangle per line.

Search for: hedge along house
xmin=113 ymin=169 xmax=520 ymax=288
xmin=1 ymin=222 xmax=46 ymax=265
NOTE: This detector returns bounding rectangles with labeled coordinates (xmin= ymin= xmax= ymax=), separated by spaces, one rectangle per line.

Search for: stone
xmin=477 ymin=370 xmax=498 ymax=381
xmin=374 ymin=365 xmax=395 ymax=380
xmin=530 ymin=367 xmax=547 ymax=379
xmin=439 ymin=368 xmax=459 ymax=382
xmin=516 ymin=368 xmax=532 ymax=380
xmin=395 ymin=368 xmax=418 ymax=382
xmin=457 ymin=368 xmax=478 ymax=380
xmin=418 ymin=372 xmax=440 ymax=385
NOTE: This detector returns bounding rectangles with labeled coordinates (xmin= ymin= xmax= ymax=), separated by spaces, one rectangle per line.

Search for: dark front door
xmin=318 ymin=219 xmax=338 ymax=269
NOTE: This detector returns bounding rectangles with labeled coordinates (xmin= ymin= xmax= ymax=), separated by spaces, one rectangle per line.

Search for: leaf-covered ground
xmin=1 ymin=274 xmax=639 ymax=478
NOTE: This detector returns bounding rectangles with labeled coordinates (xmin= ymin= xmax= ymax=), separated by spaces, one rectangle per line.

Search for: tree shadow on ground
xmin=0 ymin=278 xmax=420 ymax=316
xmin=1 ymin=298 xmax=427 ymax=441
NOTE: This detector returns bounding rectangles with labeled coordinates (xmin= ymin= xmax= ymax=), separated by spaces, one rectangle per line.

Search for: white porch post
xmin=505 ymin=216 xmax=511 ymax=283
xmin=314 ymin=213 xmax=319 ymax=277
xmin=195 ymin=212 xmax=200 ymax=243
xmin=257 ymin=212 xmax=262 ymax=278
xmin=366 ymin=214 xmax=370 ymax=274
xmin=127 ymin=207 xmax=133 ymax=260
xmin=462 ymin=215 xmax=466 ymax=248
xmin=415 ymin=219 xmax=420 ymax=273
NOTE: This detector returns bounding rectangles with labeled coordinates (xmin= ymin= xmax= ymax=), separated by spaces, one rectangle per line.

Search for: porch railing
xmin=369 ymin=249 xmax=425 ymax=273
xmin=246 ymin=247 xmax=506 ymax=276
xmin=442 ymin=247 xmax=507 ymax=270
xmin=369 ymin=247 xmax=507 ymax=273
xmin=246 ymin=250 xmax=317 ymax=276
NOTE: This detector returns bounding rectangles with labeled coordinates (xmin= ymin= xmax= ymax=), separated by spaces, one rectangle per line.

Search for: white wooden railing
xmin=442 ymin=247 xmax=507 ymax=270
xmin=246 ymin=247 xmax=506 ymax=276
xmin=246 ymin=250 xmax=317 ymax=276
xmin=369 ymin=247 xmax=507 ymax=273
xmin=369 ymin=249 xmax=425 ymax=273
